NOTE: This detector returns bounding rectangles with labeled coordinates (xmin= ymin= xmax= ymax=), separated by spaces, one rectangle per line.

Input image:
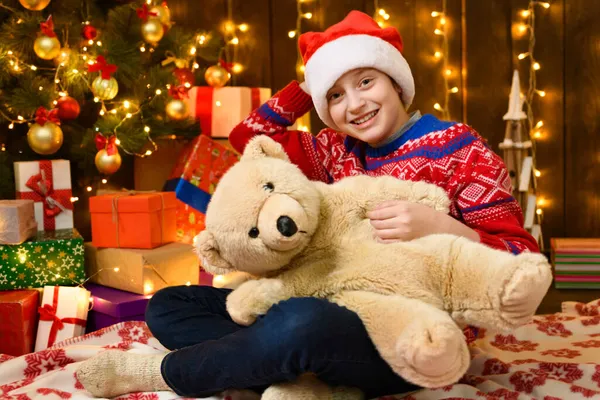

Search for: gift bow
xmin=38 ymin=286 xmax=87 ymax=348
xmin=161 ymin=52 xmax=189 ymax=69
xmin=95 ymin=133 xmax=118 ymax=155
xmin=40 ymin=15 xmax=56 ymax=37
xmin=218 ymin=59 xmax=234 ymax=73
xmin=88 ymin=55 xmax=118 ymax=80
xmin=169 ymin=85 xmax=189 ymax=100
xmin=136 ymin=4 xmax=158 ymax=21
xmin=35 ymin=107 xmax=60 ymax=126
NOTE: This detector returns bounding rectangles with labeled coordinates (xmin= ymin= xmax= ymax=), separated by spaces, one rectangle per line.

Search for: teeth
xmin=353 ymin=111 xmax=377 ymax=124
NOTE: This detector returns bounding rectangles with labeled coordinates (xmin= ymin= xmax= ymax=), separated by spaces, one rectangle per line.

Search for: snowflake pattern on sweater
xmin=229 ymin=81 xmax=538 ymax=254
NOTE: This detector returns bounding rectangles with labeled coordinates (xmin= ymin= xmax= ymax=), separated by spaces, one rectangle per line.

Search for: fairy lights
xmin=430 ymin=0 xmax=457 ymax=121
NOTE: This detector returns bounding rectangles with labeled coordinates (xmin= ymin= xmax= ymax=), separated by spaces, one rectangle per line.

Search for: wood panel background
xmin=167 ymin=0 xmax=597 ymax=251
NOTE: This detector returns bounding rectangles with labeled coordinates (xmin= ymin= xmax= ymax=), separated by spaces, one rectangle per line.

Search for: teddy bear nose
xmin=277 ymin=216 xmax=298 ymax=237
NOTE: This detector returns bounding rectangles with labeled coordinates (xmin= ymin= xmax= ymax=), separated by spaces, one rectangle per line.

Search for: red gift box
xmin=0 ymin=290 xmax=39 ymax=356
xmin=164 ymin=135 xmax=239 ymax=244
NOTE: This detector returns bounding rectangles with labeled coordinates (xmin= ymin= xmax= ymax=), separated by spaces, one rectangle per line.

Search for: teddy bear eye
xmin=263 ymin=182 xmax=274 ymax=192
xmin=248 ymin=227 xmax=260 ymax=238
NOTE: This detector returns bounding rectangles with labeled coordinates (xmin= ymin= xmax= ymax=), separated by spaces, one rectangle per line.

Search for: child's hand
xmin=367 ymin=200 xmax=441 ymax=243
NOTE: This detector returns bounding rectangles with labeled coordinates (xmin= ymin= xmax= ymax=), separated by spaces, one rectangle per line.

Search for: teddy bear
xmin=195 ymin=135 xmax=553 ymax=400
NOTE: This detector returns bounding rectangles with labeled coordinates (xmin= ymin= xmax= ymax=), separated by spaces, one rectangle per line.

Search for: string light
xmin=373 ymin=2 xmax=391 ymax=28
xmin=431 ymin=0 xmax=457 ymax=121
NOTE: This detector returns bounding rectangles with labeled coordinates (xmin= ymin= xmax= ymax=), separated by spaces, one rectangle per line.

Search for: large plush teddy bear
xmin=196 ymin=135 xmax=552 ymax=399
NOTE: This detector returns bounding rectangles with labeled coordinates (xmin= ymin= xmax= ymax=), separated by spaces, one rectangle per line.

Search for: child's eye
xmin=360 ymin=78 xmax=373 ymax=87
xmin=328 ymin=92 xmax=342 ymax=102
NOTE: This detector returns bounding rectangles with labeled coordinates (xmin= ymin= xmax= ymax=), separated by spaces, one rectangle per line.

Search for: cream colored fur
xmin=196 ymin=136 xmax=553 ymax=398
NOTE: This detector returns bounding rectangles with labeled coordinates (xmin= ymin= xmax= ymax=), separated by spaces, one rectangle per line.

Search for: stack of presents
xmin=551 ymin=238 xmax=600 ymax=289
xmin=0 ymin=85 xmax=270 ymax=357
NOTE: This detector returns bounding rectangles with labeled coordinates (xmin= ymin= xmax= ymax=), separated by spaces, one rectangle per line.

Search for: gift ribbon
xmin=161 ymin=51 xmax=189 ymax=69
xmin=169 ymin=85 xmax=189 ymax=100
xmin=109 ymin=191 xmax=166 ymax=247
xmin=38 ymin=286 xmax=86 ymax=348
xmin=35 ymin=107 xmax=60 ymax=126
xmin=95 ymin=134 xmax=118 ymax=155
xmin=88 ymin=55 xmax=118 ymax=80
xmin=40 ymin=15 xmax=56 ymax=37
xmin=136 ymin=4 xmax=158 ymax=21
xmin=17 ymin=161 xmax=72 ymax=231
xmin=193 ymin=87 xmax=262 ymax=137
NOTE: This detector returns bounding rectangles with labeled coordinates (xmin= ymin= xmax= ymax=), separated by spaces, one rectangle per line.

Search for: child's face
xmin=326 ymin=68 xmax=406 ymax=146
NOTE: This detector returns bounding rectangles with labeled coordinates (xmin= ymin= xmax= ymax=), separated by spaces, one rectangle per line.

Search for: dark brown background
xmin=166 ymin=0 xmax=600 ymax=253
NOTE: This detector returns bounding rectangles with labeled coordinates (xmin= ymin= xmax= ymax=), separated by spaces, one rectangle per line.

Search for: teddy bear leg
xmin=332 ymin=291 xmax=470 ymax=389
xmin=261 ymin=374 xmax=364 ymax=400
xmin=415 ymin=234 xmax=552 ymax=331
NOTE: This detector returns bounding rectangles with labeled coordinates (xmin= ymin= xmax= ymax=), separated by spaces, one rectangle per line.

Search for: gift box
xmin=35 ymin=285 xmax=90 ymax=351
xmin=186 ymin=86 xmax=271 ymax=138
xmin=164 ymin=135 xmax=239 ymax=244
xmin=0 ymin=200 xmax=38 ymax=245
xmin=14 ymin=160 xmax=74 ymax=231
xmin=0 ymin=229 xmax=86 ymax=290
xmin=134 ymin=138 xmax=191 ymax=191
xmin=84 ymin=242 xmax=199 ymax=295
xmin=0 ymin=290 xmax=39 ymax=356
xmin=86 ymin=283 xmax=151 ymax=332
xmin=551 ymin=238 xmax=600 ymax=289
xmin=90 ymin=192 xmax=177 ymax=249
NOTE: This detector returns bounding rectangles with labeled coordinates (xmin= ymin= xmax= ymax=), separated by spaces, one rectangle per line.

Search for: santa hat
xmin=299 ymin=11 xmax=415 ymax=129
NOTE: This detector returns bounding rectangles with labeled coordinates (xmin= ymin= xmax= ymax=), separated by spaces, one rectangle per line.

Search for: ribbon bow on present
xmin=40 ymin=15 xmax=57 ymax=37
xmin=161 ymin=51 xmax=189 ymax=69
xmin=136 ymin=4 xmax=158 ymax=21
xmin=95 ymin=133 xmax=118 ymax=155
xmin=38 ymin=286 xmax=87 ymax=348
xmin=218 ymin=58 xmax=235 ymax=73
xmin=35 ymin=107 xmax=60 ymax=126
xmin=88 ymin=55 xmax=118 ymax=80
xmin=169 ymin=85 xmax=189 ymax=100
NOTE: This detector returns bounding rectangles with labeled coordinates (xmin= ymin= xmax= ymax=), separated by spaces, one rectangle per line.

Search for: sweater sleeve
xmin=229 ymin=81 xmax=328 ymax=182
xmin=446 ymin=134 xmax=540 ymax=254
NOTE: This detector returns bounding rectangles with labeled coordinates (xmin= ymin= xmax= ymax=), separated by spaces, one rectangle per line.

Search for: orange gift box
xmin=90 ymin=192 xmax=177 ymax=249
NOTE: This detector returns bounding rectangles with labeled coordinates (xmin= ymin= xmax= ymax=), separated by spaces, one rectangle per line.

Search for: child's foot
xmin=76 ymin=350 xmax=170 ymax=398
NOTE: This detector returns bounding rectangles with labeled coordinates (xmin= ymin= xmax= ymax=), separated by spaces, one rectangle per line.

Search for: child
xmin=77 ymin=10 xmax=539 ymax=400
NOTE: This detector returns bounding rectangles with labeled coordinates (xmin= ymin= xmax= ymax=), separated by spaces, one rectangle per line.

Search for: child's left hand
xmin=367 ymin=200 xmax=441 ymax=243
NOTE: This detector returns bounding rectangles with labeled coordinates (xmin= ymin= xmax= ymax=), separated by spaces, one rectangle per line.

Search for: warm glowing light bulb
xmin=434 ymin=29 xmax=444 ymax=35
xmin=450 ymin=87 xmax=459 ymax=93
xmin=535 ymin=121 xmax=544 ymax=129
xmin=431 ymin=11 xmax=441 ymax=17
xmin=288 ymin=30 xmax=297 ymax=38
xmin=86 ymin=186 xmax=92 ymax=192
xmin=433 ymin=103 xmax=443 ymax=111
xmin=518 ymin=52 xmax=529 ymax=60
xmin=533 ymin=62 xmax=541 ymax=70
xmin=534 ymin=169 xmax=541 ymax=177
xmin=521 ymin=10 xmax=530 ymax=17
xmin=303 ymin=12 xmax=313 ymax=19
xmin=238 ymin=23 xmax=248 ymax=32
xmin=102 ymin=178 xmax=108 ymax=184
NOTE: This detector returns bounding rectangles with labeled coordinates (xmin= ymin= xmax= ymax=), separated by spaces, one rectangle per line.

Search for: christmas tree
xmin=0 ymin=0 xmax=227 ymax=198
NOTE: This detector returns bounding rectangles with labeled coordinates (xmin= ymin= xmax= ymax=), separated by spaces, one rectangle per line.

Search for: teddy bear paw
xmin=394 ymin=320 xmax=470 ymax=388
xmin=261 ymin=375 xmax=363 ymax=400
xmin=498 ymin=252 xmax=553 ymax=329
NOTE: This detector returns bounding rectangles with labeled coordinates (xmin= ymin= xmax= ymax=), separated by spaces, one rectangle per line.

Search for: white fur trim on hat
xmin=304 ymin=34 xmax=415 ymax=129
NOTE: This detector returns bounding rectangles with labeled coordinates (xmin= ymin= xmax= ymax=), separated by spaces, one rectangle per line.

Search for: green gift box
xmin=0 ymin=229 xmax=86 ymax=290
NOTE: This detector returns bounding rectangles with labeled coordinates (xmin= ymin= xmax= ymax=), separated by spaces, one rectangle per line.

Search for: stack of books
xmin=551 ymin=238 xmax=600 ymax=289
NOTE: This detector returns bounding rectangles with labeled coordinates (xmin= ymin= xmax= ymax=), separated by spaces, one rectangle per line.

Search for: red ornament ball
xmin=82 ymin=25 xmax=98 ymax=40
xmin=173 ymin=68 xmax=195 ymax=86
xmin=56 ymin=96 xmax=81 ymax=120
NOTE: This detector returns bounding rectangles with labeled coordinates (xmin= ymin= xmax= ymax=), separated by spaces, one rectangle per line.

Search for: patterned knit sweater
xmin=230 ymin=81 xmax=539 ymax=254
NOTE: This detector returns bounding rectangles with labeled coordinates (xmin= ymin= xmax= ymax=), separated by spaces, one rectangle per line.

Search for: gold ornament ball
xmin=27 ymin=122 xmax=63 ymax=155
xmin=166 ymin=99 xmax=190 ymax=120
xmin=95 ymin=149 xmax=122 ymax=175
xmin=150 ymin=5 xmax=171 ymax=26
xmin=19 ymin=0 xmax=51 ymax=11
xmin=204 ymin=65 xmax=231 ymax=88
xmin=34 ymin=35 xmax=61 ymax=60
xmin=92 ymin=76 xmax=119 ymax=100
xmin=141 ymin=18 xmax=164 ymax=44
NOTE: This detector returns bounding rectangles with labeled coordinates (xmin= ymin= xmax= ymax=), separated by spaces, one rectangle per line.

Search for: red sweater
xmin=230 ymin=81 xmax=539 ymax=254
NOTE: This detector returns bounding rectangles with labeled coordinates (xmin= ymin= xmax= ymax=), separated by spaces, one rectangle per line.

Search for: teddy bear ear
xmin=194 ymin=230 xmax=234 ymax=275
xmin=241 ymin=136 xmax=290 ymax=162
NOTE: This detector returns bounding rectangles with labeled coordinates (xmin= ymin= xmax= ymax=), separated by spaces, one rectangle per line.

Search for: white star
xmin=16 ymin=247 xmax=29 ymax=259
xmin=49 ymin=247 xmax=55 ymax=252
xmin=61 ymin=256 xmax=74 ymax=270
xmin=73 ymin=244 xmax=84 ymax=256
xmin=41 ymin=255 xmax=46 ymax=259
xmin=35 ymin=271 xmax=49 ymax=286
xmin=0 ymin=274 xmax=7 ymax=285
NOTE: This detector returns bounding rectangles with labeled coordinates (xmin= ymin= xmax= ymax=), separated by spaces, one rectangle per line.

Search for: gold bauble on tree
xmin=95 ymin=148 xmax=122 ymax=175
xmin=166 ymin=99 xmax=190 ymax=121
xmin=92 ymin=76 xmax=119 ymax=100
xmin=205 ymin=65 xmax=231 ymax=88
xmin=27 ymin=122 xmax=63 ymax=155
xmin=150 ymin=4 xmax=171 ymax=26
xmin=141 ymin=18 xmax=164 ymax=44
xmin=34 ymin=35 xmax=61 ymax=60
xmin=19 ymin=0 xmax=51 ymax=11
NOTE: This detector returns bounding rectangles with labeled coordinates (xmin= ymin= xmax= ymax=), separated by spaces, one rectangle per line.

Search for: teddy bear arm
xmin=226 ymin=278 xmax=293 ymax=326
xmin=331 ymin=175 xmax=450 ymax=213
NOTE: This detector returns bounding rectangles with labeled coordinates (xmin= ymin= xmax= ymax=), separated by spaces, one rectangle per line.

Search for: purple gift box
xmin=86 ymin=283 xmax=151 ymax=333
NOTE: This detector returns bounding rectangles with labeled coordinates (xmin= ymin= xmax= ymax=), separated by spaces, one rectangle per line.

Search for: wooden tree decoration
xmin=499 ymin=70 xmax=542 ymax=244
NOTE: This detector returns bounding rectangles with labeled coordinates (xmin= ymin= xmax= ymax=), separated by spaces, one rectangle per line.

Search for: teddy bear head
xmin=195 ymin=136 xmax=322 ymax=276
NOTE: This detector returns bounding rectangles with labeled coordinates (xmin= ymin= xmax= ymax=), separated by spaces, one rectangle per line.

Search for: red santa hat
xmin=299 ymin=11 xmax=415 ymax=129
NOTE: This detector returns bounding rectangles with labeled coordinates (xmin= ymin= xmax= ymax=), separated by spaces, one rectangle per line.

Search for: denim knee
xmin=145 ymin=286 xmax=175 ymax=338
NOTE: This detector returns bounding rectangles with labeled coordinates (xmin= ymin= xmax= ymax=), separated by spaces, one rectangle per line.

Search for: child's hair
xmin=298 ymin=10 xmax=414 ymax=128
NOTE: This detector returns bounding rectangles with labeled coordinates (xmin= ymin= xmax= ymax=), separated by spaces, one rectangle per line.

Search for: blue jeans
xmin=145 ymin=285 xmax=418 ymax=398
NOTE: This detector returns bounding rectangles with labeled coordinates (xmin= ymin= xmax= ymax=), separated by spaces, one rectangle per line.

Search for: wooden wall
xmin=169 ymin=0 xmax=599 ymax=249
